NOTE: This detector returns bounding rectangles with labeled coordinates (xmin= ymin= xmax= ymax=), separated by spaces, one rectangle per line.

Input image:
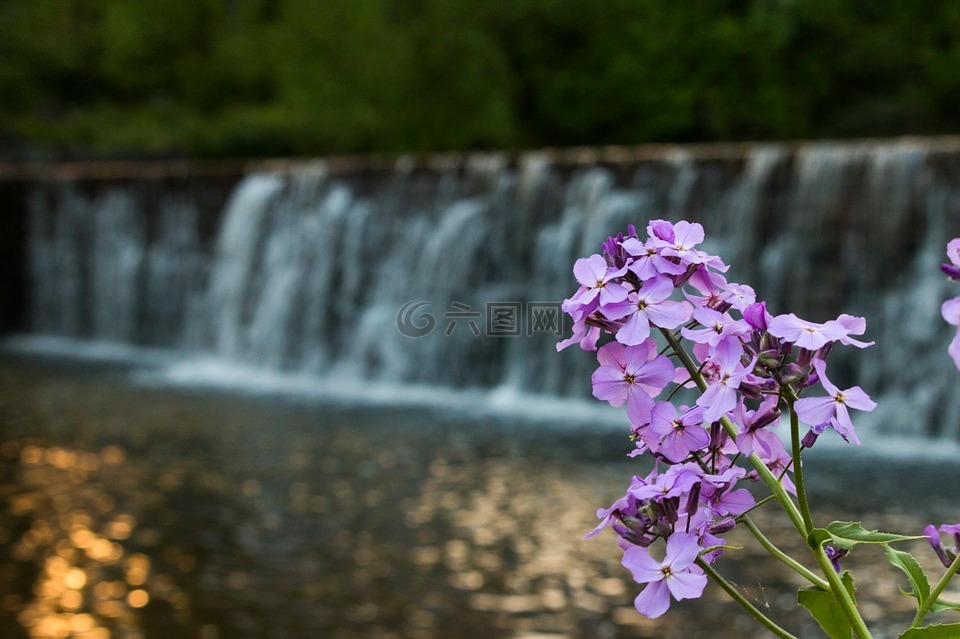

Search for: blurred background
xmin=3 ymin=0 xmax=960 ymax=159
xmin=2 ymin=2 xmax=960 ymax=638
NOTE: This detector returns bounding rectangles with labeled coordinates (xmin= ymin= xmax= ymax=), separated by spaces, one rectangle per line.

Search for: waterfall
xmin=20 ymin=141 xmax=960 ymax=438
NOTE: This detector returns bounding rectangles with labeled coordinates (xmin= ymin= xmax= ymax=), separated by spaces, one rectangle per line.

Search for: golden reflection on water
xmin=1 ymin=441 xmax=196 ymax=639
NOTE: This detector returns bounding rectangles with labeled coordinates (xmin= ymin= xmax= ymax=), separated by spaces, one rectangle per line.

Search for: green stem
xmin=913 ymin=550 xmax=960 ymax=627
xmin=735 ymin=494 xmax=776 ymax=520
xmin=783 ymin=389 xmax=814 ymax=534
xmin=741 ymin=516 xmax=828 ymax=589
xmin=812 ymin=545 xmax=874 ymax=639
xmin=696 ymin=557 xmax=799 ymax=639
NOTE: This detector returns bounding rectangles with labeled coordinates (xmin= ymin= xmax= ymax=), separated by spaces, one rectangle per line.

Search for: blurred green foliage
xmin=2 ymin=0 xmax=959 ymax=158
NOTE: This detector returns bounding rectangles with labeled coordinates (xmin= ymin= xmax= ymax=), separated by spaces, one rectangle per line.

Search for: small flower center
xmin=672 ymin=419 xmax=683 ymax=431
xmin=624 ymin=374 xmax=635 ymax=384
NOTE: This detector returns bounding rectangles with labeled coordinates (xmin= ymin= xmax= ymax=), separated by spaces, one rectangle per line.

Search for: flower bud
xmin=738 ymin=380 xmax=763 ymax=400
xmin=757 ymin=349 xmax=781 ymax=370
xmin=709 ymin=517 xmax=737 ymax=535
xmin=752 ymin=405 xmax=782 ymax=430
xmin=800 ymin=429 xmax=820 ymax=449
xmin=612 ymin=524 xmax=654 ymax=547
xmin=685 ymin=483 xmax=702 ymax=515
xmin=743 ymin=302 xmax=768 ymax=331
xmin=780 ymin=364 xmax=808 ymax=385
xmin=942 ymin=263 xmax=960 ymax=281
xmin=673 ymin=264 xmax=698 ymax=287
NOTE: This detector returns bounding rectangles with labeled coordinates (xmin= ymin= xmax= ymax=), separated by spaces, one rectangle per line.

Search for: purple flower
xmin=831 ymin=314 xmax=874 ymax=348
xmin=621 ymin=533 xmax=708 ymax=618
xmin=555 ymin=313 xmax=601 ymax=352
xmin=700 ymin=468 xmax=755 ymax=517
xmin=681 ymin=307 xmax=749 ymax=348
xmin=793 ymin=359 xmax=876 ymax=445
xmin=621 ymin=238 xmax=686 ymax=279
xmin=585 ymin=491 xmax=637 ymax=540
xmin=941 ymin=297 xmax=960 ymax=371
xmin=591 ymin=343 xmax=675 ymax=424
xmin=604 ymin=276 xmax=692 ymax=345
xmin=648 ymin=402 xmax=710 ymax=463
xmin=651 ymin=221 xmax=707 ymax=263
xmin=565 ymin=254 xmax=629 ymax=310
xmin=647 ymin=219 xmax=675 ymax=243
xmin=629 ymin=465 xmax=700 ymax=503
xmin=731 ymin=397 xmax=783 ymax=457
xmin=767 ymin=313 xmax=849 ymax=351
xmin=696 ymin=339 xmax=756 ymax=423
xmin=743 ymin=301 xmax=771 ymax=332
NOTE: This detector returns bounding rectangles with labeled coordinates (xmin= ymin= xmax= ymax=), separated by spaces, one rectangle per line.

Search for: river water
xmin=0 ymin=353 xmax=958 ymax=639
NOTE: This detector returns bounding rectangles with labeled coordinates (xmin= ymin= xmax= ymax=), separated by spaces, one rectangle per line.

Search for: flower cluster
xmin=941 ymin=238 xmax=960 ymax=370
xmin=560 ymin=220 xmax=877 ymax=618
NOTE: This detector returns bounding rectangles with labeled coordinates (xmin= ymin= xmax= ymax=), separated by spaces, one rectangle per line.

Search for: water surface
xmin=0 ymin=354 xmax=957 ymax=639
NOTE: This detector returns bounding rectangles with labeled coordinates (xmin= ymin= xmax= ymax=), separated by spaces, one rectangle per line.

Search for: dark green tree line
xmin=2 ymin=0 xmax=959 ymax=158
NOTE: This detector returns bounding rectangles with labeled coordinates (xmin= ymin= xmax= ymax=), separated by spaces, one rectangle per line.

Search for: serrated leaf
xmin=810 ymin=521 xmax=926 ymax=550
xmin=797 ymin=572 xmax=857 ymax=639
xmin=898 ymin=623 xmax=960 ymax=638
xmin=886 ymin=546 xmax=930 ymax=607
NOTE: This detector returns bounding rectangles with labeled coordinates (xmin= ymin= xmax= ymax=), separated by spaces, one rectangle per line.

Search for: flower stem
xmin=783 ymin=389 xmax=814 ymax=534
xmin=741 ymin=516 xmax=828 ymax=589
xmin=912 ymin=550 xmax=960 ymax=627
xmin=696 ymin=557 xmax=799 ymax=639
xmin=735 ymin=494 xmax=776 ymax=519
xmin=812 ymin=545 xmax=874 ymax=639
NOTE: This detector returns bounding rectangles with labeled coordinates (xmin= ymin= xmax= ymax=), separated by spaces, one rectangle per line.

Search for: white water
xmin=20 ymin=141 xmax=960 ymax=439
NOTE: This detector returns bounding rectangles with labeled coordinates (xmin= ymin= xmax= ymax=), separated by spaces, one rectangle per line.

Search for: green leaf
xmin=810 ymin=521 xmax=926 ymax=550
xmin=929 ymin=600 xmax=960 ymax=614
xmin=797 ymin=572 xmax=857 ymax=639
xmin=886 ymin=546 xmax=931 ymax=607
xmin=901 ymin=590 xmax=960 ymax=614
xmin=899 ymin=623 xmax=960 ymax=638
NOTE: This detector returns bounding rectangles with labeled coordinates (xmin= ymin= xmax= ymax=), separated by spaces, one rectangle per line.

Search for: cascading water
xmin=19 ymin=141 xmax=960 ymax=438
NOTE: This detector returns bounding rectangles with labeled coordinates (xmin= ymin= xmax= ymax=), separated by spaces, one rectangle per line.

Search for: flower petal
xmin=622 ymin=546 xmax=663 ymax=584
xmin=633 ymin=580 xmax=671 ymax=619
